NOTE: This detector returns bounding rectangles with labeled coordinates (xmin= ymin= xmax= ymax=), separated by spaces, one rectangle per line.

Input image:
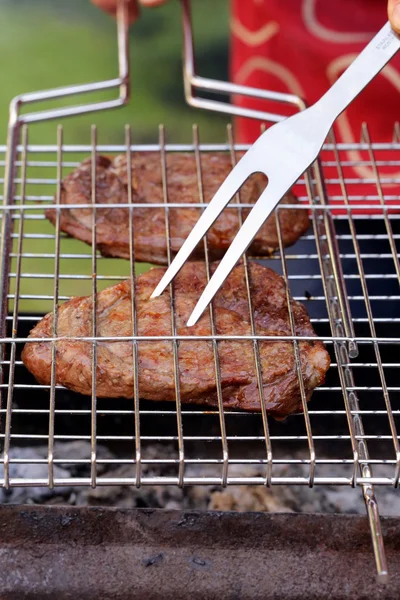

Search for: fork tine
xmin=151 ymin=150 xmax=256 ymax=298
xmin=187 ymin=178 xmax=293 ymax=326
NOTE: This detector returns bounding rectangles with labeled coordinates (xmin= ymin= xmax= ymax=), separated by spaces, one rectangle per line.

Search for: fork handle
xmin=317 ymin=21 xmax=400 ymax=122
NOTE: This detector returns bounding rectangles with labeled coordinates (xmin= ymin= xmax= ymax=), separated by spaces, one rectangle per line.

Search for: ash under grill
xmin=0 ymin=123 xmax=399 ymax=494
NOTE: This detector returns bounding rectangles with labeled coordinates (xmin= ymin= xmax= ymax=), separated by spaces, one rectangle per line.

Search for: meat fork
xmin=152 ymin=21 xmax=400 ymax=325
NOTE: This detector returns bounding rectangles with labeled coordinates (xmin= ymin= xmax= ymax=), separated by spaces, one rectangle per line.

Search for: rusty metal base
xmin=1 ymin=506 xmax=400 ymax=599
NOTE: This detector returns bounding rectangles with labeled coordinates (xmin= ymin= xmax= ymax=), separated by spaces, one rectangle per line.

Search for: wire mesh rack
xmin=0 ymin=123 xmax=400 ymax=491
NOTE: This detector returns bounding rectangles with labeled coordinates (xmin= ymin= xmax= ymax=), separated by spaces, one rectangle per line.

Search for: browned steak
xmin=46 ymin=153 xmax=309 ymax=265
xmin=22 ymin=262 xmax=330 ymax=419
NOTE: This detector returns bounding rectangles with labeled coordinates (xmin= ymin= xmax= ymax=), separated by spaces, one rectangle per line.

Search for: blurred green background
xmin=1 ymin=0 xmax=230 ymax=144
xmin=2 ymin=0 xmax=231 ymax=314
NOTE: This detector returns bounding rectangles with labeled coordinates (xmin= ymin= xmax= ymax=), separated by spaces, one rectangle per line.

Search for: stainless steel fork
xmin=152 ymin=21 xmax=400 ymax=325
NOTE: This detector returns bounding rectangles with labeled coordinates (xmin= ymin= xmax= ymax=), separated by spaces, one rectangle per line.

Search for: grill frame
xmin=0 ymin=129 xmax=400 ymax=489
xmin=1 ymin=131 xmax=399 ymax=585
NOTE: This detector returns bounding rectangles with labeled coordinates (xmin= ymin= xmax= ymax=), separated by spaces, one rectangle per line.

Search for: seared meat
xmin=46 ymin=153 xmax=309 ymax=265
xmin=22 ymin=262 xmax=330 ymax=418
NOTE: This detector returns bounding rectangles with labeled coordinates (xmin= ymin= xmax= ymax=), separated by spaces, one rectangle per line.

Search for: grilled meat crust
xmin=46 ymin=153 xmax=309 ymax=264
xmin=22 ymin=262 xmax=330 ymax=419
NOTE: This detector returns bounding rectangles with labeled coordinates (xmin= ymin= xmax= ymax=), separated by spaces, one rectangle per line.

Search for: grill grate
xmin=0 ymin=124 xmax=399 ymax=492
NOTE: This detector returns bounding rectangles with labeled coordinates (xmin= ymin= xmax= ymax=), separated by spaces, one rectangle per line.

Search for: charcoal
xmin=2 ymin=442 xmax=399 ymax=516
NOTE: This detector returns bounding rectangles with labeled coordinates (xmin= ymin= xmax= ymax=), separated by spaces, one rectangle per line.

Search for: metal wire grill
xmin=0 ymin=123 xmax=400 ymax=490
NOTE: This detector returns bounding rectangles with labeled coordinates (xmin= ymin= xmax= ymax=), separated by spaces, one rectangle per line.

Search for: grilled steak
xmin=46 ymin=153 xmax=309 ymax=265
xmin=22 ymin=262 xmax=330 ymax=418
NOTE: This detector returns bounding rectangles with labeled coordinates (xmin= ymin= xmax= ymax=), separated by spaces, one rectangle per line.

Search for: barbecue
xmin=21 ymin=261 xmax=330 ymax=416
xmin=45 ymin=153 xmax=309 ymax=264
xmin=1 ymin=0 xmax=400 ymax=595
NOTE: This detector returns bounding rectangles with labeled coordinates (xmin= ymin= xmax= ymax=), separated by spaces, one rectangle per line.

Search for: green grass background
xmin=1 ymin=0 xmax=230 ymax=313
